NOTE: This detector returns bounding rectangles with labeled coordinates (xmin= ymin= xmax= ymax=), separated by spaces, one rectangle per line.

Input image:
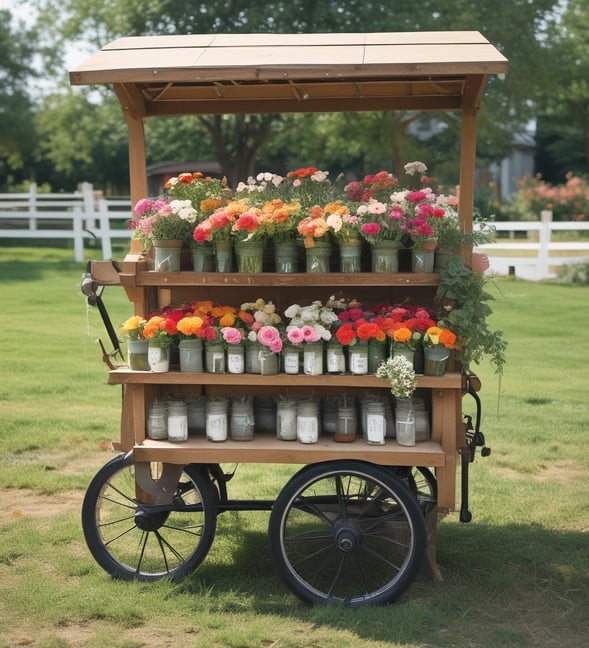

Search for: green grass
xmin=1 ymin=246 xmax=588 ymax=647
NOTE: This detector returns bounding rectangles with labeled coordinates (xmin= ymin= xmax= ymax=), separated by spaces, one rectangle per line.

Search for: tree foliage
xmin=12 ymin=0 xmax=586 ymax=194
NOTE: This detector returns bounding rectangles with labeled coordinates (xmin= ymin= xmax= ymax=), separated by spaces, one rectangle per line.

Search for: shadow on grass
xmin=171 ymin=519 xmax=589 ymax=646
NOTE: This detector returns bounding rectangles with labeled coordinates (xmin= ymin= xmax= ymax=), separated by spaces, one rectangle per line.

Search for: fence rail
xmin=1 ymin=187 xmax=588 ymax=278
xmin=476 ymin=211 xmax=589 ymax=280
xmin=0 ymin=183 xmax=132 ymax=262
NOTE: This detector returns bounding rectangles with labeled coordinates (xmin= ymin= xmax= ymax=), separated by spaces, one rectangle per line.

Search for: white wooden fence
xmin=1 ymin=186 xmax=588 ymax=278
xmin=476 ymin=211 xmax=589 ymax=280
xmin=0 ymin=182 xmax=132 ymax=262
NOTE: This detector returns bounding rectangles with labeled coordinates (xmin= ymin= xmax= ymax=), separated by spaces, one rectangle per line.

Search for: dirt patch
xmin=0 ymin=489 xmax=84 ymax=524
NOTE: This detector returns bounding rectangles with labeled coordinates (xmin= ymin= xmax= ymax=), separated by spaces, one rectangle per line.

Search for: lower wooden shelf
xmin=131 ymin=435 xmax=447 ymax=467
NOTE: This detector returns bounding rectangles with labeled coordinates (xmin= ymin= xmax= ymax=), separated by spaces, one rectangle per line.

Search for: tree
xmin=0 ymin=9 xmax=38 ymax=189
xmin=31 ymin=0 xmax=565 ymax=188
xmin=534 ymin=0 xmax=589 ymax=180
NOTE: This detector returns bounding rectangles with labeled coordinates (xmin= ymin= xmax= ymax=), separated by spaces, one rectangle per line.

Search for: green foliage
xmin=556 ymin=262 xmax=589 ymax=284
xmin=436 ymin=256 xmax=508 ymax=374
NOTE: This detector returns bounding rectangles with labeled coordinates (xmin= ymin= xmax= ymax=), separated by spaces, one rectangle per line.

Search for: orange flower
xmin=177 ymin=316 xmax=204 ymax=337
xmin=393 ymin=327 xmax=413 ymax=343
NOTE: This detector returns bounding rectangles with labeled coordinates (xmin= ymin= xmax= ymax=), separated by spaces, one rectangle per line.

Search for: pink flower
xmin=301 ymin=325 xmax=320 ymax=342
xmin=222 ymin=327 xmax=242 ymax=345
xmin=258 ymin=325 xmax=280 ymax=347
xmin=269 ymin=339 xmax=283 ymax=353
xmin=287 ymin=328 xmax=305 ymax=344
xmin=361 ymin=222 xmax=381 ymax=237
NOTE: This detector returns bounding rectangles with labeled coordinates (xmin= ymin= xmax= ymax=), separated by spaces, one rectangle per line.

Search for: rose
xmin=257 ymin=325 xmax=283 ymax=352
xmin=222 ymin=326 xmax=243 ymax=345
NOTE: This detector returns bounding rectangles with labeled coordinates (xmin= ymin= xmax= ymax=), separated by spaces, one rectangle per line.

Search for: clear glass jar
xmin=226 ymin=342 xmax=245 ymax=374
xmin=348 ymin=339 xmax=368 ymax=375
xmin=186 ymin=396 xmax=206 ymax=435
xmin=178 ymin=338 xmax=203 ymax=373
xmin=167 ymin=399 xmax=188 ymax=442
xmin=303 ymin=341 xmax=324 ymax=376
xmin=147 ymin=401 xmax=168 ymax=440
xmin=147 ymin=339 xmax=170 ymax=373
xmin=230 ymin=399 xmax=255 ymax=441
xmin=282 ymin=344 xmax=301 ymax=375
xmin=254 ymin=397 xmax=276 ymax=433
xmin=395 ymin=397 xmax=416 ymax=446
xmin=205 ymin=342 xmax=225 ymax=373
xmin=296 ymin=400 xmax=319 ymax=444
xmin=365 ymin=401 xmax=386 ymax=445
xmin=276 ymin=399 xmax=297 ymax=441
xmin=335 ymin=404 xmax=357 ymax=443
xmin=128 ymin=339 xmax=149 ymax=371
xmin=368 ymin=339 xmax=387 ymax=374
xmin=321 ymin=397 xmax=339 ymax=435
xmin=326 ymin=339 xmax=346 ymax=374
xmin=206 ymin=399 xmax=228 ymax=442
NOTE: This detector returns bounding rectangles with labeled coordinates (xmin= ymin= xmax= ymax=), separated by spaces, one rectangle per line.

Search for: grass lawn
xmin=0 ymin=246 xmax=588 ymax=647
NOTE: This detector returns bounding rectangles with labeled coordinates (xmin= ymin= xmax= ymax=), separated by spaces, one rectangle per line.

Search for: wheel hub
xmin=134 ymin=508 xmax=169 ymax=532
xmin=332 ymin=520 xmax=362 ymax=552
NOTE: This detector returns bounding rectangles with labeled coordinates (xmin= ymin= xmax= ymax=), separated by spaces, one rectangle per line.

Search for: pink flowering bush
xmin=510 ymin=173 xmax=589 ymax=222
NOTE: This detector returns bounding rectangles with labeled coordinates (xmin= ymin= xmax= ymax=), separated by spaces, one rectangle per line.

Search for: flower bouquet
xmin=422 ymin=324 xmax=457 ymax=376
xmin=240 ymin=298 xmax=283 ymax=374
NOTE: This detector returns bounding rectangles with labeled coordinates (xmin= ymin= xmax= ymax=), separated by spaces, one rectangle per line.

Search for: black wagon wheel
xmin=392 ymin=466 xmax=437 ymax=511
xmin=82 ymin=453 xmax=217 ymax=581
xmin=268 ymin=460 xmax=427 ymax=607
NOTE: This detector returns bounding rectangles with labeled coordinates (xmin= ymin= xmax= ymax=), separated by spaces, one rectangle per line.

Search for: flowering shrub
xmin=510 ymin=173 xmax=589 ymax=221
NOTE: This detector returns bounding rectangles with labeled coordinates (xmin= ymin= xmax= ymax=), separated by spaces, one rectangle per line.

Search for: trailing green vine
xmin=436 ymin=256 xmax=507 ymax=375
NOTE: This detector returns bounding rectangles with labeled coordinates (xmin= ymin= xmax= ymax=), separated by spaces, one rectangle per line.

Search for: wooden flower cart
xmin=71 ymin=32 xmax=507 ymax=606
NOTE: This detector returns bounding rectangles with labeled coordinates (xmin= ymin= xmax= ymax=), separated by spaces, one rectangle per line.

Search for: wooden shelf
xmin=108 ymin=369 xmax=463 ymax=389
xmin=132 ymin=435 xmax=446 ymax=467
xmin=121 ymin=271 xmax=441 ymax=288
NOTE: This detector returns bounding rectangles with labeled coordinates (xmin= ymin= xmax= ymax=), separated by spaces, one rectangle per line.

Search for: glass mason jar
xmin=235 ymin=239 xmax=265 ymax=273
xmin=128 ymin=338 xmax=149 ymax=371
xmin=274 ymin=240 xmax=298 ymax=273
xmin=206 ymin=398 xmax=228 ymax=442
xmin=226 ymin=342 xmax=245 ymax=374
xmin=335 ymin=404 xmax=357 ymax=443
xmin=365 ymin=400 xmax=386 ymax=445
xmin=147 ymin=401 xmax=168 ymax=440
xmin=213 ymin=239 xmax=233 ymax=272
xmin=371 ymin=240 xmax=399 ymax=273
xmin=230 ymin=399 xmax=255 ymax=441
xmin=326 ymin=339 xmax=346 ymax=374
xmin=392 ymin=345 xmax=415 ymax=369
xmin=205 ymin=341 xmax=225 ymax=373
xmin=153 ymin=239 xmax=183 ymax=272
xmin=368 ymin=338 xmax=387 ymax=374
xmin=282 ymin=344 xmax=301 ymax=375
xmin=338 ymin=239 xmax=362 ymax=273
xmin=254 ymin=397 xmax=276 ymax=433
xmin=423 ymin=346 xmax=451 ymax=376
xmin=303 ymin=341 xmax=324 ymax=376
xmin=305 ymin=240 xmax=330 ymax=273
xmin=411 ymin=240 xmax=437 ymax=273
xmin=276 ymin=399 xmax=298 ymax=441
xmin=348 ymin=339 xmax=368 ymax=375
xmin=395 ymin=398 xmax=416 ymax=446
xmin=147 ymin=338 xmax=170 ymax=372
xmin=191 ymin=242 xmax=215 ymax=272
xmin=167 ymin=399 xmax=188 ymax=443
xmin=178 ymin=338 xmax=203 ymax=373
xmin=246 ymin=341 xmax=278 ymax=375
xmin=296 ymin=399 xmax=319 ymax=444
xmin=186 ymin=396 xmax=206 ymax=435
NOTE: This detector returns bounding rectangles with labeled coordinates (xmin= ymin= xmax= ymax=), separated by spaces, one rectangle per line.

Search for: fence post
xmin=97 ymin=198 xmax=113 ymax=259
xmin=537 ymin=210 xmax=552 ymax=280
xmin=72 ymin=205 xmax=85 ymax=263
xmin=28 ymin=182 xmax=38 ymax=230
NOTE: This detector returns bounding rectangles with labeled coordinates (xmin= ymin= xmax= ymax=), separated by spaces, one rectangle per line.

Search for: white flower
xmin=404 ymin=161 xmax=428 ymax=176
xmin=376 ymin=356 xmax=416 ymax=398
xmin=169 ymin=199 xmax=197 ymax=222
